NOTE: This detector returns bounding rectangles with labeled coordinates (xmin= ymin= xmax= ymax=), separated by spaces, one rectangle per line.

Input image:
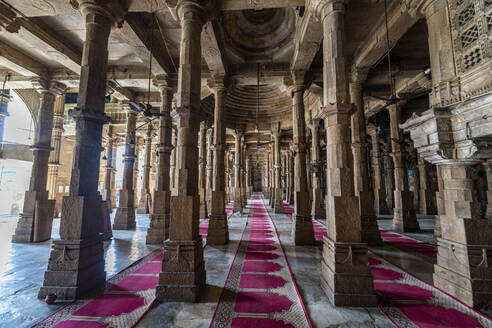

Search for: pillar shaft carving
xmin=137 ymin=123 xmax=153 ymax=214
xmin=367 ymin=124 xmax=388 ymax=215
xmin=206 ymin=126 xmax=213 ymax=212
xmin=198 ymin=122 xmax=208 ymax=218
xmin=233 ymin=130 xmax=243 ymax=213
xmin=310 ymin=118 xmax=325 ymax=218
xmin=47 ymin=93 xmax=66 ymax=207
xmin=272 ymin=126 xmax=285 ymax=213
xmin=101 ymin=124 xmax=114 ymax=206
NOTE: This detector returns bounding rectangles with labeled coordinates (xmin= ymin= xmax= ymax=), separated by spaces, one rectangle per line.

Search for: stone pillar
xmin=133 ymin=143 xmax=140 ymax=206
xmin=388 ymin=103 xmax=420 ymax=232
xmin=233 ymin=130 xmax=243 ymax=213
xmin=367 ymin=124 xmax=387 ymax=215
xmin=39 ymin=1 xmax=126 ymax=300
xmin=315 ymin=0 xmax=376 ymax=306
xmin=418 ymin=156 xmax=436 ymax=215
xmin=0 ymin=90 xmax=9 ymax=159
xmin=206 ymin=126 xmax=213 ymax=213
xmin=265 ymin=151 xmax=270 ymax=199
xmin=113 ymin=107 xmax=137 ymax=230
xmin=156 ymin=0 xmax=207 ymax=302
xmin=149 ymin=144 xmax=157 ymax=192
xmin=198 ymin=122 xmax=208 ymax=218
xmin=433 ymin=163 xmax=492 ymax=308
xmin=434 ymin=165 xmax=444 ymax=237
xmin=269 ymin=149 xmax=274 ymax=206
xmin=46 ymin=93 xmax=66 ymax=211
xmin=289 ymin=73 xmax=314 ymax=245
xmin=101 ymin=124 xmax=114 ymax=206
xmin=169 ymin=127 xmax=178 ymax=194
xmin=241 ymin=142 xmax=247 ymax=207
xmin=288 ymin=151 xmax=294 ymax=205
xmin=272 ymin=126 xmax=285 ymax=213
xmin=12 ymin=78 xmax=66 ymax=243
xmin=146 ymin=76 xmax=174 ymax=245
xmin=110 ymin=141 xmax=117 ymax=208
xmin=349 ymin=67 xmax=381 ymax=246
xmin=382 ymin=140 xmax=394 ymax=213
xmin=310 ymin=118 xmax=325 ymax=219
xmin=411 ymin=148 xmax=420 ymax=212
xmin=485 ymin=160 xmax=492 ymax=220
xmin=137 ymin=123 xmax=153 ymax=214
xmin=208 ymin=78 xmax=228 ymax=244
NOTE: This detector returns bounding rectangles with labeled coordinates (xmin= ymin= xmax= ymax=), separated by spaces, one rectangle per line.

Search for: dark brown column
xmin=146 ymin=76 xmax=174 ymax=245
xmin=12 ymin=78 xmax=66 ymax=243
xmin=316 ymin=0 xmax=376 ymax=307
xmin=290 ymin=73 xmax=314 ymax=245
xmin=113 ymin=107 xmax=137 ymax=230
xmin=156 ymin=0 xmax=207 ymax=302
xmin=39 ymin=1 xmax=127 ymax=300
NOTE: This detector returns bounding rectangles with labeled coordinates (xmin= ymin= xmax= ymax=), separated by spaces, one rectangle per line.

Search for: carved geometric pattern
xmin=458 ymin=5 xmax=475 ymax=26
xmin=456 ymin=0 xmax=465 ymax=6
xmin=463 ymin=48 xmax=482 ymax=69
xmin=488 ymin=11 xmax=492 ymax=30
xmin=460 ymin=25 xmax=479 ymax=48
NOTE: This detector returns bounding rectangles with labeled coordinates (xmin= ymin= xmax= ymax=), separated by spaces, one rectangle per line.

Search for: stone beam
xmin=201 ymin=21 xmax=226 ymax=77
xmin=218 ymin=0 xmax=304 ymax=10
xmin=0 ymin=39 xmax=44 ymax=76
xmin=290 ymin=4 xmax=322 ymax=72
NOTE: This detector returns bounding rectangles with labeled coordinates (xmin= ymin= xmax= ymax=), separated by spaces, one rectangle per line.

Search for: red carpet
xmin=379 ymin=229 xmax=437 ymax=262
xmin=370 ymin=252 xmax=492 ymax=327
xmin=33 ymin=249 xmax=162 ymax=328
xmin=210 ymin=193 xmax=312 ymax=328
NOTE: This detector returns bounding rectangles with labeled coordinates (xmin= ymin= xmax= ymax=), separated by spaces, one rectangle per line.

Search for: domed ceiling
xmin=220 ymin=8 xmax=296 ymax=64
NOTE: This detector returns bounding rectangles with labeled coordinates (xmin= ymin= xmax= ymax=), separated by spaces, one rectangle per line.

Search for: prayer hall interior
xmin=0 ymin=0 xmax=491 ymax=327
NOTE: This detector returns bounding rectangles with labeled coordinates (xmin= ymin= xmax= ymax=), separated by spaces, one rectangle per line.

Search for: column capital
xmin=176 ymin=0 xmax=210 ymax=26
xmin=316 ymin=103 xmax=354 ymax=119
xmin=78 ymin=0 xmax=129 ymax=26
xmin=31 ymin=78 xmax=66 ymax=96
xmin=313 ymin=0 xmax=347 ymax=20
xmin=349 ymin=65 xmax=370 ymax=89
xmin=154 ymin=73 xmax=178 ymax=92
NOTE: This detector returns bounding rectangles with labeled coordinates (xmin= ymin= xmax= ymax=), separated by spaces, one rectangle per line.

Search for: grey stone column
xmin=206 ymin=126 xmax=213 ymax=213
xmin=133 ymin=143 xmax=140 ymax=206
xmin=0 ymin=90 xmax=9 ymax=159
xmin=272 ymin=126 xmax=285 ymax=213
xmin=113 ymin=107 xmax=137 ymax=230
xmin=485 ymin=160 xmax=492 ymax=220
xmin=156 ymin=0 xmax=207 ymax=302
xmin=418 ymin=156 xmax=436 ymax=215
xmin=110 ymin=141 xmax=117 ymax=208
xmin=382 ymin=140 xmax=394 ymax=213
xmin=367 ymin=124 xmax=388 ymax=215
xmin=310 ymin=118 xmax=325 ymax=218
xmin=290 ymin=74 xmax=314 ymax=245
xmin=269 ymin=148 xmax=274 ymax=206
xmin=349 ymin=67 xmax=381 ymax=246
xmin=12 ymin=78 xmax=66 ymax=244
xmin=170 ymin=127 xmax=177 ymax=193
xmin=315 ymin=0 xmax=376 ymax=307
xmin=208 ymin=78 xmax=228 ymax=244
xmin=388 ymin=103 xmax=420 ymax=232
xmin=46 ymin=93 xmax=66 ymax=206
xmin=233 ymin=130 xmax=243 ymax=213
xmin=147 ymin=76 xmax=174 ymax=245
xmin=241 ymin=142 xmax=247 ymax=208
xmin=265 ymin=151 xmax=270 ymax=199
xmin=39 ymin=1 xmax=126 ymax=300
xmin=137 ymin=123 xmax=153 ymax=214
xmin=288 ymin=150 xmax=294 ymax=205
xmin=198 ymin=122 xmax=207 ymax=218
xmin=101 ymin=124 xmax=114 ymax=206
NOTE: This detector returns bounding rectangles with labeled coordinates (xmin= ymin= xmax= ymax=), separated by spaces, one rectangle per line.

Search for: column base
xmin=39 ymin=195 xmax=106 ymax=301
xmin=137 ymin=193 xmax=151 ymax=214
xmin=291 ymin=214 xmax=315 ymax=245
xmin=100 ymin=200 xmax=112 ymax=241
xmin=12 ymin=190 xmax=54 ymax=243
xmin=233 ymin=188 xmax=243 ymax=213
xmin=374 ymin=189 xmax=389 ymax=215
xmin=207 ymin=214 xmax=229 ymax=245
xmin=274 ymin=188 xmax=285 ymax=213
xmin=146 ymin=190 xmax=170 ymax=244
xmin=392 ymin=190 xmax=421 ymax=232
xmin=113 ymin=207 xmax=136 ymax=230
xmin=359 ymin=191 xmax=382 ymax=246
xmin=199 ymin=201 xmax=208 ymax=219
xmin=434 ymin=238 xmax=492 ymax=309
xmin=321 ymin=238 xmax=377 ymax=307
xmin=156 ymin=239 xmax=205 ymax=302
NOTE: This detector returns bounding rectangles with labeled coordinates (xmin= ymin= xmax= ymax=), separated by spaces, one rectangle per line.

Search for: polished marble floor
xmin=0 ymin=196 xmax=445 ymax=328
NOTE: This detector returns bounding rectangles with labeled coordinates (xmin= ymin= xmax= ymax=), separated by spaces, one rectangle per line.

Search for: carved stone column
xmin=146 ymin=76 xmax=174 ymax=245
xmin=382 ymin=140 xmax=394 ymax=213
xmin=133 ymin=143 xmax=140 ymax=206
xmin=388 ymin=103 xmax=420 ymax=232
xmin=156 ymin=0 xmax=207 ymax=302
xmin=39 ymin=1 xmax=127 ymax=300
xmin=241 ymin=142 xmax=247 ymax=208
xmin=289 ymin=73 xmax=314 ymax=245
xmin=350 ymin=67 xmax=381 ymax=246
xmin=315 ymin=0 xmax=376 ymax=306
xmin=265 ymin=151 xmax=270 ymax=199
xmin=418 ymin=156 xmax=436 ymax=215
xmin=113 ymin=107 xmax=137 ymax=230
xmin=310 ymin=118 xmax=325 ymax=219
xmin=101 ymin=124 xmax=114 ymax=206
xmin=411 ymin=148 xmax=420 ymax=212
xmin=198 ymin=122 xmax=207 ymax=218
xmin=137 ymin=123 xmax=153 ymax=214
xmin=110 ymin=141 xmax=117 ymax=208
xmin=288 ymin=150 xmax=294 ymax=205
xmin=367 ymin=124 xmax=387 ymax=215
xmin=269 ymin=149 xmax=274 ymax=205
xmin=233 ymin=130 xmax=243 ymax=213
xmin=170 ymin=127 xmax=177 ymax=193
xmin=272 ymin=126 xmax=285 ymax=213
xmin=206 ymin=126 xmax=213 ymax=213
xmin=208 ymin=78 xmax=228 ymax=244
xmin=12 ymin=78 xmax=66 ymax=244
xmin=485 ymin=160 xmax=492 ymax=220
xmin=46 ymin=93 xmax=66 ymax=216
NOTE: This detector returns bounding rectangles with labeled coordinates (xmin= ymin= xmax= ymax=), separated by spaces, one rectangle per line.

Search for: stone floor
xmin=0 ymin=196 xmax=447 ymax=328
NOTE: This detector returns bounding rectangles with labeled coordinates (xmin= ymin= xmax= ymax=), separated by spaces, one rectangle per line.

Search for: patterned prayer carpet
xmin=32 ymin=249 xmax=163 ymax=328
xmin=210 ymin=194 xmax=312 ymax=328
